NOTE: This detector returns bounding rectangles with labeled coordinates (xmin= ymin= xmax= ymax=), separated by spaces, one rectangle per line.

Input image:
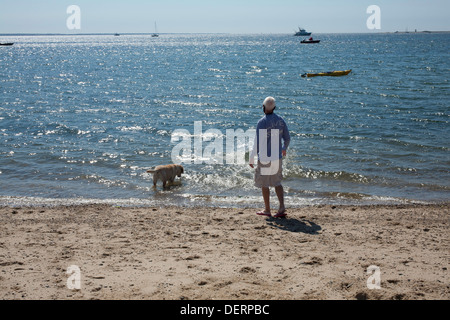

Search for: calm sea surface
xmin=0 ymin=33 xmax=449 ymax=207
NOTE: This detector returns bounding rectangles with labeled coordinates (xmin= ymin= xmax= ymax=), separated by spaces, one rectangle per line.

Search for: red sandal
xmin=256 ymin=211 xmax=271 ymax=217
xmin=273 ymin=210 xmax=287 ymax=218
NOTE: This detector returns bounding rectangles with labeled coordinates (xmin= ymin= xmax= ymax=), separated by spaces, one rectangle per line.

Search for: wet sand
xmin=0 ymin=203 xmax=448 ymax=300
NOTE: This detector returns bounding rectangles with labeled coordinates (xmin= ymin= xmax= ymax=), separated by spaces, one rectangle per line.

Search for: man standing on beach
xmin=249 ymin=96 xmax=290 ymax=218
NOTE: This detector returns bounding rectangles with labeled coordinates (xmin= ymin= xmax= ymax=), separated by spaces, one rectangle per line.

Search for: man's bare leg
xmin=275 ymin=185 xmax=285 ymax=213
xmin=262 ymin=187 xmax=271 ymax=213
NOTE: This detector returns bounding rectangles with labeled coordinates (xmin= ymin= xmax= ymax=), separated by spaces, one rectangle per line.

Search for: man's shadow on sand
xmin=265 ymin=216 xmax=321 ymax=235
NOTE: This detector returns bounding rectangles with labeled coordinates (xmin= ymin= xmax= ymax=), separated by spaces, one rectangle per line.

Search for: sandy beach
xmin=0 ymin=203 xmax=448 ymax=300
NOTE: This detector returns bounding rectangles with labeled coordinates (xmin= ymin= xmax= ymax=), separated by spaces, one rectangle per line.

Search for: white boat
xmin=294 ymin=27 xmax=311 ymax=36
xmin=152 ymin=22 xmax=159 ymax=37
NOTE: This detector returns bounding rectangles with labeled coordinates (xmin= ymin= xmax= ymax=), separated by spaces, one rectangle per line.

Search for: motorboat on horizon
xmin=294 ymin=27 xmax=311 ymax=36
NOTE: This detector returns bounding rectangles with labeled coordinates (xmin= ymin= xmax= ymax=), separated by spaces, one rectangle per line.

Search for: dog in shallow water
xmin=147 ymin=164 xmax=184 ymax=188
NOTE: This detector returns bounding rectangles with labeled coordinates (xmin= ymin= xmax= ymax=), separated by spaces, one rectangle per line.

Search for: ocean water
xmin=0 ymin=33 xmax=449 ymax=207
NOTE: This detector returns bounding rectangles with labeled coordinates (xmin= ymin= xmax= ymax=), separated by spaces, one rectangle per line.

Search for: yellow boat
xmin=302 ymin=69 xmax=352 ymax=77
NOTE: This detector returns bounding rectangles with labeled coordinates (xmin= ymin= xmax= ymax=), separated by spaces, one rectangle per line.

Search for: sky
xmin=1 ymin=0 xmax=449 ymax=34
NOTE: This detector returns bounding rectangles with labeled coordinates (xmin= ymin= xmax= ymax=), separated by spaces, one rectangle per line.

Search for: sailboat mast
xmin=152 ymin=21 xmax=159 ymax=37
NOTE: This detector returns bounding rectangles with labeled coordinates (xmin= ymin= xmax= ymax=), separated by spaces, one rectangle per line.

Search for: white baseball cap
xmin=263 ymin=96 xmax=276 ymax=112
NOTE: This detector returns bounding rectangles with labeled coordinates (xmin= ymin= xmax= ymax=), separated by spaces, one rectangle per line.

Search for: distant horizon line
xmin=1 ymin=30 xmax=450 ymax=36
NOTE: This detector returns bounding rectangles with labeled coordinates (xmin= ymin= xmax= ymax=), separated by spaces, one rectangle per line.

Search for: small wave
xmin=118 ymin=125 xmax=145 ymax=132
xmin=165 ymin=100 xmax=210 ymax=107
xmin=0 ymin=196 xmax=159 ymax=208
xmin=284 ymin=166 xmax=371 ymax=184
xmin=0 ymin=192 xmax=420 ymax=209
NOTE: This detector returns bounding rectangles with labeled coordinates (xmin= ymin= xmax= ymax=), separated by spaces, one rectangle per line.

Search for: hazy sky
xmin=1 ymin=0 xmax=449 ymax=34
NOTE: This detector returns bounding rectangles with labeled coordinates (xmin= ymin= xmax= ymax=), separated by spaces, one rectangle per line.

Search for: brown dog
xmin=147 ymin=164 xmax=184 ymax=188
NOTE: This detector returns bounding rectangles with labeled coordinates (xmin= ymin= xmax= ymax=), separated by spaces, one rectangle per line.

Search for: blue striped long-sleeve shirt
xmin=250 ymin=113 xmax=290 ymax=163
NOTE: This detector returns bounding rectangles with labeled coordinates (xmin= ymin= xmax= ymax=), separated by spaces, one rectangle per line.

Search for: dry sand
xmin=0 ymin=203 xmax=448 ymax=300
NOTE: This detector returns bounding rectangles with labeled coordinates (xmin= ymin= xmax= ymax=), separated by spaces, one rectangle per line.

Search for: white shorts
xmin=254 ymin=159 xmax=283 ymax=188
